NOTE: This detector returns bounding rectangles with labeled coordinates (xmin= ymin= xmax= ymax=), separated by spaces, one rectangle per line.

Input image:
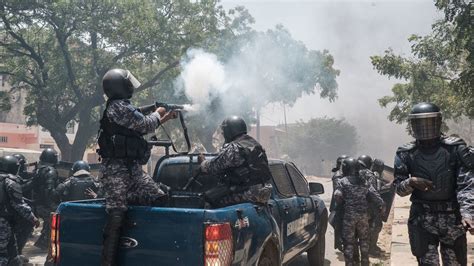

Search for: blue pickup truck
xmin=49 ymin=154 xmax=328 ymax=266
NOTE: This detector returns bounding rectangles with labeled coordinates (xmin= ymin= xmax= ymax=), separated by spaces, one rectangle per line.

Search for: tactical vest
xmin=65 ymin=176 xmax=96 ymax=201
xmin=227 ymin=135 xmax=272 ymax=187
xmin=97 ymin=100 xmax=148 ymax=160
xmin=33 ymin=165 xmax=57 ymax=205
xmin=408 ymin=140 xmax=459 ymax=202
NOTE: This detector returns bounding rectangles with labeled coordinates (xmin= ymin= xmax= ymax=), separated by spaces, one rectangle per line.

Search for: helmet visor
xmin=126 ymin=71 xmax=141 ymax=90
xmin=409 ymin=112 xmax=442 ymax=140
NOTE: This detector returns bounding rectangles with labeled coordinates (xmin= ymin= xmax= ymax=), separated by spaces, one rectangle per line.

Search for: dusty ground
xmin=24 ymin=176 xmax=474 ymax=265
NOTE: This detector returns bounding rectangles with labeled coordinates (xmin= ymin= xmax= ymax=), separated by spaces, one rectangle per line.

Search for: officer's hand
xmin=156 ymin=107 xmax=167 ymax=116
xmin=409 ymin=177 xmax=434 ymax=191
xmin=462 ymin=219 xmax=474 ymax=235
xmin=33 ymin=217 xmax=41 ymax=228
xmin=160 ymin=111 xmax=178 ymax=124
xmin=380 ymin=205 xmax=386 ymax=215
xmin=85 ymin=188 xmax=98 ymax=199
xmin=198 ymin=153 xmax=206 ymax=164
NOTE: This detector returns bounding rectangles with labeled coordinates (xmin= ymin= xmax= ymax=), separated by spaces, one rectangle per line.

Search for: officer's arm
xmin=201 ymin=144 xmax=246 ymax=175
xmin=108 ymin=100 xmax=161 ymax=134
xmin=368 ymin=185 xmax=384 ymax=208
xmin=393 ymin=153 xmax=414 ymax=197
xmin=6 ymin=179 xmax=36 ymax=223
xmin=45 ymin=168 xmax=59 ymax=199
xmin=56 ymin=179 xmax=70 ymax=198
xmin=456 ymin=145 xmax=474 ymax=223
xmin=333 ymin=186 xmax=344 ymax=204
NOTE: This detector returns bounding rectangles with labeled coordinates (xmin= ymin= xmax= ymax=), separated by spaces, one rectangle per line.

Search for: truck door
xmin=286 ymin=163 xmax=316 ymax=252
xmin=268 ymin=163 xmax=301 ymax=262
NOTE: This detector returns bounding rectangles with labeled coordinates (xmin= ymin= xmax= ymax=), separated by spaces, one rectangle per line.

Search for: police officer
xmin=197 ymin=116 xmax=272 ymax=207
xmin=56 ymin=160 xmax=99 ymax=202
xmin=32 ymin=148 xmax=60 ymax=250
xmin=329 ymin=154 xmax=348 ymax=251
xmin=97 ymin=68 xmax=177 ymax=266
xmin=0 ymin=156 xmax=40 ymax=265
xmin=394 ymin=102 xmax=474 ymax=265
xmin=334 ymin=157 xmax=384 ymax=266
xmin=358 ymin=155 xmax=384 ymax=255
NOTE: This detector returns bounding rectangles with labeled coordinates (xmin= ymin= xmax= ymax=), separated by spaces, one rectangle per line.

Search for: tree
xmin=370 ymin=0 xmax=472 ymax=131
xmin=0 ymin=1 xmax=247 ymax=160
xmin=281 ymin=118 xmax=358 ymax=175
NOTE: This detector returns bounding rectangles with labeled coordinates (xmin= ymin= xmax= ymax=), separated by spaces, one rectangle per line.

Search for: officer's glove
xmin=33 ymin=216 xmax=41 ymax=228
xmin=461 ymin=218 xmax=474 ymax=235
xmin=409 ymin=177 xmax=434 ymax=191
xmin=198 ymin=153 xmax=206 ymax=164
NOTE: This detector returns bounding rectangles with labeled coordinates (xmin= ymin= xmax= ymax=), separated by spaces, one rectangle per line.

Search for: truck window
xmin=286 ymin=164 xmax=310 ymax=196
xmin=269 ymin=164 xmax=296 ymax=197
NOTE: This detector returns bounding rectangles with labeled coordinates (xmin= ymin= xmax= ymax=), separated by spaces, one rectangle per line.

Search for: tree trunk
xmin=70 ymin=105 xmax=98 ymax=161
xmin=49 ymin=130 xmax=72 ymax=161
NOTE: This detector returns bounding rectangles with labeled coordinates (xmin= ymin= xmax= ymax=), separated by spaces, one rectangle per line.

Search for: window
xmin=286 ymin=164 xmax=310 ymax=196
xmin=0 ymin=136 xmax=7 ymax=143
xmin=269 ymin=164 xmax=295 ymax=197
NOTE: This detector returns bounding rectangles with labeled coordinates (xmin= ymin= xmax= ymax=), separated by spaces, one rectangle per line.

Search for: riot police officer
xmin=329 ymin=154 xmax=348 ymax=251
xmin=0 ymin=156 xmax=40 ymax=265
xmin=57 ymin=160 xmax=99 ymax=201
xmin=32 ymin=148 xmax=60 ymax=250
xmin=97 ymin=68 xmax=177 ymax=266
xmin=334 ymin=157 xmax=384 ymax=266
xmin=197 ymin=116 xmax=272 ymax=207
xmin=358 ymin=155 xmax=384 ymax=255
xmin=394 ymin=102 xmax=474 ymax=265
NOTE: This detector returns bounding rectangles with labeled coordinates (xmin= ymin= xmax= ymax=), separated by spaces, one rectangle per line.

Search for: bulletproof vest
xmin=228 ymin=135 xmax=272 ymax=187
xmin=409 ymin=143 xmax=457 ymax=202
xmin=64 ymin=176 xmax=96 ymax=201
xmin=97 ymin=100 xmax=148 ymax=160
xmin=33 ymin=165 xmax=57 ymax=205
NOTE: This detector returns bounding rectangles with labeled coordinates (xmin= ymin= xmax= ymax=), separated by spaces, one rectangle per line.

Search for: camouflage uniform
xmin=360 ymin=169 xmax=384 ymax=252
xmin=32 ymin=164 xmax=59 ymax=249
xmin=334 ymin=176 xmax=384 ymax=266
xmin=0 ymin=173 xmax=36 ymax=265
xmin=329 ymin=171 xmax=344 ymax=251
xmin=100 ymin=99 xmax=166 ymax=212
xmin=394 ymin=137 xmax=474 ymax=265
xmin=200 ymin=134 xmax=272 ymax=206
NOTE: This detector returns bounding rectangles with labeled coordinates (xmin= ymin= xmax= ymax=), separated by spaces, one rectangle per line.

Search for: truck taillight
xmin=204 ymin=223 xmax=233 ymax=266
xmin=48 ymin=213 xmax=60 ymax=264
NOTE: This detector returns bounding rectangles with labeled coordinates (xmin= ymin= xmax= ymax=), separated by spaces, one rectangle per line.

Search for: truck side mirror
xmin=309 ymin=182 xmax=324 ymax=195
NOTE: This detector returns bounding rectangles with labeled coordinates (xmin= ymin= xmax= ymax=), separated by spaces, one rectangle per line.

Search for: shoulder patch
xmin=397 ymin=142 xmax=416 ymax=153
xmin=441 ymin=136 xmax=466 ymax=146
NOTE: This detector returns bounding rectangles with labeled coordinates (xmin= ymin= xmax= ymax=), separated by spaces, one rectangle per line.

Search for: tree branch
xmin=136 ymin=60 xmax=180 ymax=92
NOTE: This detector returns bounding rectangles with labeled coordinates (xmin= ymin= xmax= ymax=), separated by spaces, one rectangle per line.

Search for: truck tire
xmin=258 ymin=244 xmax=278 ymax=266
xmin=307 ymin=233 xmax=325 ymax=266
xmin=308 ymin=212 xmax=327 ymax=266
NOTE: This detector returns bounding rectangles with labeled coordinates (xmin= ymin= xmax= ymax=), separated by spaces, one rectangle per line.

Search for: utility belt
xmin=412 ymin=200 xmax=459 ymax=213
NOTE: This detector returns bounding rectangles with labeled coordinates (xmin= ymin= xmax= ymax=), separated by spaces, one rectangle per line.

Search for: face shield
xmin=409 ymin=112 xmax=442 ymax=140
xmin=125 ymin=70 xmax=141 ymax=98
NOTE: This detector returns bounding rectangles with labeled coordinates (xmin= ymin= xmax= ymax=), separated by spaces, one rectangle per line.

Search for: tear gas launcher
xmin=138 ymin=102 xmax=185 ymax=114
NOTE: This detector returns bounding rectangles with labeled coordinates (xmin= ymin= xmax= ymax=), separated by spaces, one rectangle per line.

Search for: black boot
xmin=102 ymin=210 xmax=126 ymax=266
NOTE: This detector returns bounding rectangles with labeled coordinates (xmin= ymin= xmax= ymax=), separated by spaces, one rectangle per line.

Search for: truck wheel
xmin=307 ymin=232 xmax=325 ymax=266
xmin=258 ymin=244 xmax=278 ymax=266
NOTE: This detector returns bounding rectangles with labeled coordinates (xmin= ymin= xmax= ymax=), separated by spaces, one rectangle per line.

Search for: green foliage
xmin=371 ymin=0 xmax=473 ymax=125
xmin=281 ymin=117 xmax=358 ymax=175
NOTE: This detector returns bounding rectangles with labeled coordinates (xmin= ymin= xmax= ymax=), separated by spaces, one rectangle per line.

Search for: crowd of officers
xmin=0 ymin=150 xmax=99 ymax=265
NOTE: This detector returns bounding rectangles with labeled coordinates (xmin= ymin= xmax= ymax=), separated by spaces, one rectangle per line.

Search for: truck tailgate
xmin=57 ymin=202 xmax=206 ymax=266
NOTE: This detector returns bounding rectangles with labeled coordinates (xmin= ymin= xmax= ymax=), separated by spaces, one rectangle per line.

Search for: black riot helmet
xmin=12 ymin=154 xmax=27 ymax=174
xmin=71 ymin=160 xmax=90 ymax=174
xmin=102 ymin=69 xmax=141 ymax=100
xmin=332 ymin=154 xmax=349 ymax=172
xmin=358 ymin=155 xmax=373 ymax=169
xmin=0 ymin=155 xmax=20 ymax=175
xmin=341 ymin=157 xmax=359 ymax=176
xmin=39 ymin=148 xmax=58 ymax=165
xmin=221 ymin=116 xmax=247 ymax=143
xmin=408 ymin=102 xmax=442 ymax=140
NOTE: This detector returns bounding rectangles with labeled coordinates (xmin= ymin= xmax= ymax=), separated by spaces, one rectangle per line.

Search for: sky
xmin=221 ymin=0 xmax=441 ymax=162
